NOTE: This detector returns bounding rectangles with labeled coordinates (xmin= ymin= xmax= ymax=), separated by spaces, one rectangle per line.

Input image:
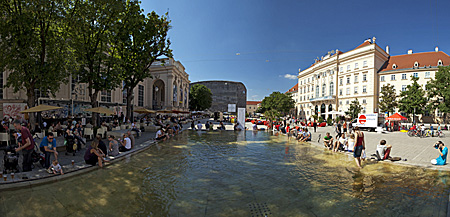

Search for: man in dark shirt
xmin=13 ymin=120 xmax=35 ymax=172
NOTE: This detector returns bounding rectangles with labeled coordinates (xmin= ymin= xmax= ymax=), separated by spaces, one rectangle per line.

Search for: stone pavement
xmin=246 ymin=123 xmax=450 ymax=171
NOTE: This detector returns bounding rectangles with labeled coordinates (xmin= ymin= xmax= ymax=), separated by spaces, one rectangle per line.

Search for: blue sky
xmin=141 ymin=0 xmax=450 ymax=101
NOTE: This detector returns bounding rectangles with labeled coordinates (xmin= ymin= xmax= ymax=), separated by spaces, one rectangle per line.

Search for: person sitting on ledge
xmin=84 ymin=141 xmax=107 ymax=168
xmin=376 ymin=140 xmax=392 ymax=160
xmin=119 ymin=133 xmax=132 ymax=152
xmin=107 ymin=135 xmax=119 ymax=156
xmin=323 ymin=132 xmax=334 ymax=150
xmin=299 ymin=128 xmax=311 ymax=142
xmin=431 ymin=141 xmax=447 ymax=165
xmin=155 ymin=128 xmax=167 ymax=141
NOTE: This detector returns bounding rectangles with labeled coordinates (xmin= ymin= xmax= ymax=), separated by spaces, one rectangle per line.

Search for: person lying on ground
xmin=376 ymin=140 xmax=392 ymax=160
xmin=323 ymin=132 xmax=334 ymax=150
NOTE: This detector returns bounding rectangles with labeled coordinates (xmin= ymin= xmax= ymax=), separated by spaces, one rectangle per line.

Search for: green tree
xmin=189 ymin=84 xmax=212 ymax=111
xmin=116 ymin=0 xmax=172 ymax=120
xmin=0 ymin=0 xmax=72 ymax=130
xmin=259 ymin=92 xmax=295 ymax=115
xmin=379 ymin=83 xmax=398 ymax=116
xmin=426 ymin=66 xmax=450 ymax=120
xmin=67 ymin=0 xmax=125 ymax=126
xmin=399 ymin=76 xmax=427 ymax=122
xmin=346 ymin=99 xmax=362 ymax=119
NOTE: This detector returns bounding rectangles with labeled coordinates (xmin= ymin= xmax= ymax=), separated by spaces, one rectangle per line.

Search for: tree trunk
xmin=89 ymin=89 xmax=99 ymax=127
xmin=26 ymin=88 xmax=36 ymax=132
xmin=125 ymin=87 xmax=134 ymax=122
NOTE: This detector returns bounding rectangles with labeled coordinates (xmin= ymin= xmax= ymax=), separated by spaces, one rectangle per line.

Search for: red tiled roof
xmin=286 ymin=83 xmax=298 ymax=93
xmin=379 ymin=51 xmax=450 ymax=72
xmin=247 ymin=101 xmax=261 ymax=105
xmin=354 ymin=41 xmax=372 ymax=49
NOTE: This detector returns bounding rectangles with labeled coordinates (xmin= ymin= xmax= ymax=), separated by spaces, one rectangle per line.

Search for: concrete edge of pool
xmin=0 ymin=139 xmax=159 ymax=192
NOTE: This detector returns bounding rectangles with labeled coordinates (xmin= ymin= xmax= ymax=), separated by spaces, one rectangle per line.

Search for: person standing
xmin=313 ymin=121 xmax=317 ymax=133
xmin=353 ymin=126 xmax=365 ymax=169
xmin=343 ymin=121 xmax=347 ymax=134
xmin=13 ymin=120 xmax=35 ymax=172
xmin=39 ymin=132 xmax=58 ymax=169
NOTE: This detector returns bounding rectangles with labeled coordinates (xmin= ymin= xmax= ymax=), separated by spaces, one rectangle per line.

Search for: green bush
xmin=327 ymin=117 xmax=332 ymax=126
xmin=318 ymin=116 xmax=324 ymax=123
xmin=336 ymin=116 xmax=341 ymax=123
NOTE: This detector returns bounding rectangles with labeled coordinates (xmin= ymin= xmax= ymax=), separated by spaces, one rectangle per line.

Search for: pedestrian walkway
xmin=282 ymin=125 xmax=450 ymax=171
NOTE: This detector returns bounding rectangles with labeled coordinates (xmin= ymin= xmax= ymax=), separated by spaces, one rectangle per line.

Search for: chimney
xmin=385 ymin=46 xmax=389 ymax=54
xmin=407 ymin=50 xmax=413 ymax=54
xmin=435 ymin=46 xmax=439 ymax=52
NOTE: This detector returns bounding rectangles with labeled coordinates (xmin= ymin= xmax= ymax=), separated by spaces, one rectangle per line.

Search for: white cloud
xmin=283 ymin=74 xmax=297 ymax=80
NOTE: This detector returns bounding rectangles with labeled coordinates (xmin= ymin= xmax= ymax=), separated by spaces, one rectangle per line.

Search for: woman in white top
xmin=347 ymin=133 xmax=355 ymax=152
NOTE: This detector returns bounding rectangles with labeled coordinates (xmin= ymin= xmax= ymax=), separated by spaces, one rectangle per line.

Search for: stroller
xmin=2 ymin=144 xmax=19 ymax=174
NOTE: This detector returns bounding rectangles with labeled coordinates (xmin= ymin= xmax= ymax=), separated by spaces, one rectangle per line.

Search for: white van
xmin=352 ymin=113 xmax=384 ymax=131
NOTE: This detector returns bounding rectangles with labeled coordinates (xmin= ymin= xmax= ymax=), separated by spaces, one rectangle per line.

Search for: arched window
xmin=329 ymin=82 xmax=334 ymax=96
xmin=438 ymin=59 xmax=443 ymax=66
xmin=315 ymin=85 xmax=319 ymax=98
xmin=173 ymin=84 xmax=177 ymax=103
xmin=322 ymin=84 xmax=326 ymax=97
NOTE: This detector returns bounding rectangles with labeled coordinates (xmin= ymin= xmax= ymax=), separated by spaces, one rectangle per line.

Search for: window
xmin=381 ymin=76 xmax=385 ymax=82
xmin=438 ymin=60 xmax=443 ymax=66
xmin=346 ymin=100 xmax=349 ymax=105
xmin=322 ymin=84 xmax=326 ymax=97
xmin=354 ymin=75 xmax=358 ymax=83
xmin=340 ymin=101 xmax=343 ymax=105
xmin=402 ymin=74 xmax=407 ymax=80
xmin=363 ymin=86 xmax=367 ymax=93
xmin=339 ymin=89 xmax=343 ymax=96
xmin=401 ymin=85 xmax=407 ymax=92
xmin=392 ymin=64 xmax=397 ymax=69
xmin=362 ymin=99 xmax=367 ymax=104
xmin=307 ymin=86 xmax=310 ymax=92
xmin=363 ymin=61 xmax=367 ymax=67
xmin=363 ymin=74 xmax=367 ymax=81
xmin=329 ymin=82 xmax=334 ymax=96
xmin=425 ymin=71 xmax=430 ymax=78
xmin=138 ymin=85 xmax=144 ymax=107
xmin=391 ymin=75 xmax=395 ymax=80
xmin=308 ymin=78 xmax=310 ymax=83
xmin=330 ymin=70 xmax=334 ymax=75
xmin=355 ymin=63 xmax=359 ymax=69
xmin=315 ymin=85 xmax=319 ymax=98
xmin=413 ymin=73 xmax=418 ymax=78
xmin=339 ymin=78 xmax=343 ymax=86
xmin=346 ymin=88 xmax=350 ymax=95
xmin=101 ymin=91 xmax=111 ymax=102
xmin=354 ymin=87 xmax=358 ymax=94
xmin=347 ymin=65 xmax=350 ymax=71
xmin=346 ymin=77 xmax=350 ymax=84
xmin=339 ymin=67 xmax=343 ymax=72
xmin=312 ymin=77 xmax=314 ymax=81
xmin=300 ymin=81 xmax=302 ymax=85
xmin=414 ymin=61 xmax=419 ymax=68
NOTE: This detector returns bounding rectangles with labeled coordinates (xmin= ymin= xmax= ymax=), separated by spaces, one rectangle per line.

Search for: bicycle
xmin=436 ymin=130 xmax=445 ymax=138
xmin=407 ymin=129 xmax=420 ymax=137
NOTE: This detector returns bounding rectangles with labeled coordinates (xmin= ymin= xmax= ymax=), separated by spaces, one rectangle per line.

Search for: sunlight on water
xmin=0 ymin=131 xmax=449 ymax=217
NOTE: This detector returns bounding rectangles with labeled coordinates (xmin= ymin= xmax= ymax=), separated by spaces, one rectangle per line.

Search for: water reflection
xmin=0 ymin=131 xmax=449 ymax=217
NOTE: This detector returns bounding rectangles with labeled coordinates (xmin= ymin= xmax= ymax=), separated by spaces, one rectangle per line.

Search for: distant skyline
xmin=141 ymin=0 xmax=450 ymax=101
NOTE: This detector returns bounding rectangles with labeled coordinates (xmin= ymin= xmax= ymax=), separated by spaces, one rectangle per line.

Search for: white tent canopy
xmin=324 ymin=111 xmax=345 ymax=115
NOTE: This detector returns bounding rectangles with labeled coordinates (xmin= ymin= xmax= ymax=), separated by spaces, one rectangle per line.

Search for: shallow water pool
xmin=1 ymin=131 xmax=449 ymax=216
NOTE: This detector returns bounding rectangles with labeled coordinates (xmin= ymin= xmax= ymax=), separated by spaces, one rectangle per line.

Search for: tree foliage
xmin=346 ymin=99 xmax=362 ymax=119
xmin=67 ymin=0 xmax=125 ymax=125
xmin=398 ymin=76 xmax=427 ymax=115
xmin=426 ymin=66 xmax=450 ymax=118
xmin=117 ymin=0 xmax=172 ymax=120
xmin=189 ymin=84 xmax=212 ymax=111
xmin=0 ymin=0 xmax=72 ymax=129
xmin=379 ymin=83 xmax=398 ymax=116
xmin=260 ymin=91 xmax=295 ymax=115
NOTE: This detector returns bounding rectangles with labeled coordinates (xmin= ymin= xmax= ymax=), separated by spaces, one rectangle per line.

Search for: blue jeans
xmin=40 ymin=147 xmax=52 ymax=168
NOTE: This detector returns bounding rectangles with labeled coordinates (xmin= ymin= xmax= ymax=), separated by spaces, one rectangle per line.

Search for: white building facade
xmin=296 ymin=38 xmax=450 ymax=122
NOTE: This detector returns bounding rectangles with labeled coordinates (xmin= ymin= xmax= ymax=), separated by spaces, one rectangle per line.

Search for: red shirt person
xmin=13 ymin=120 xmax=36 ymax=172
